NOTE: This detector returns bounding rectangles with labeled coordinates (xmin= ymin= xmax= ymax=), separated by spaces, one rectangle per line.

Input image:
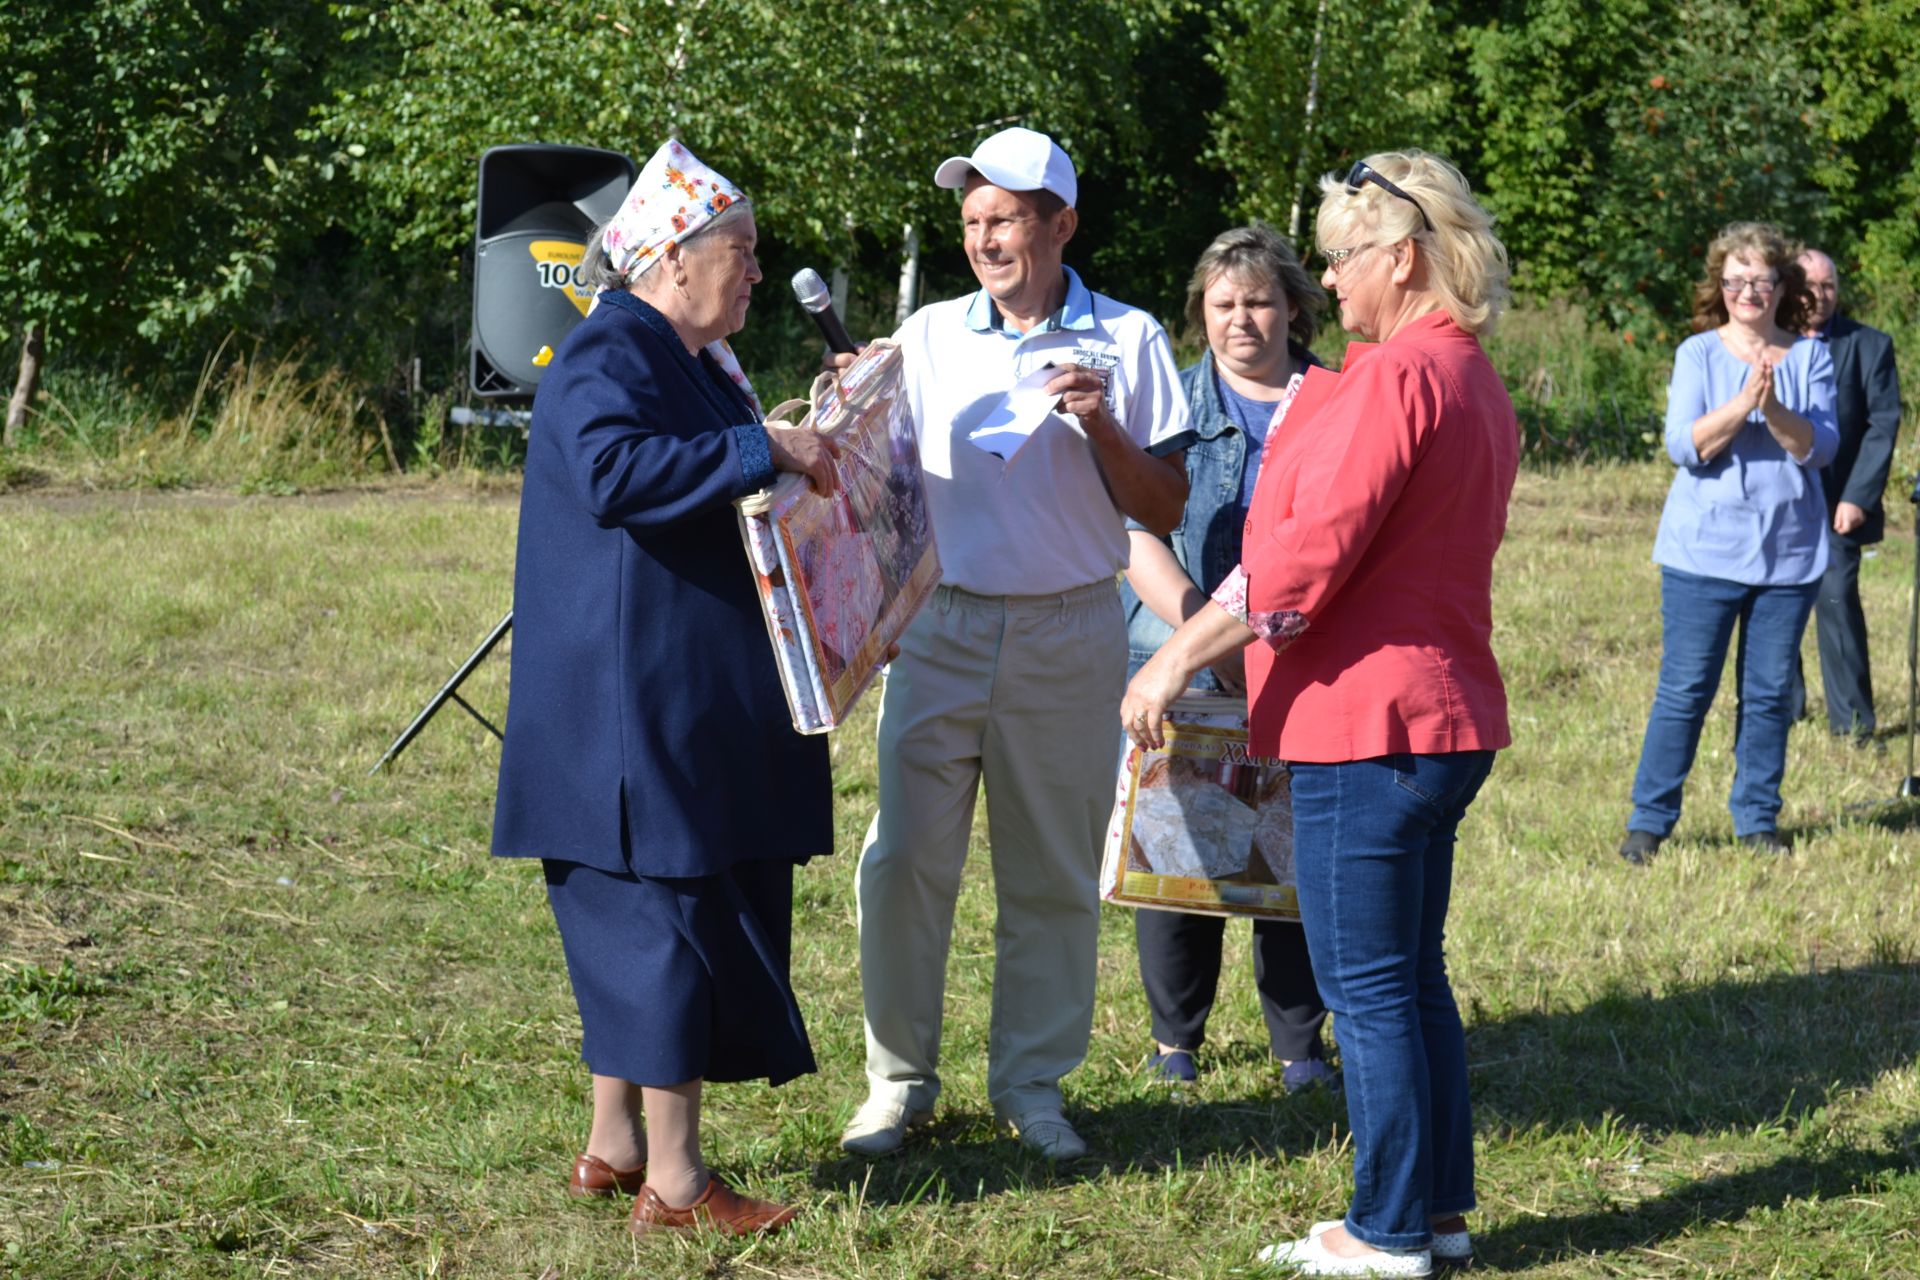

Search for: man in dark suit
xmin=1799 ymin=248 xmax=1904 ymax=740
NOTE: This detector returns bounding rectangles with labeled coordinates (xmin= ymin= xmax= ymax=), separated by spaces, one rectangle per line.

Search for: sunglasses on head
xmin=1344 ymin=161 xmax=1434 ymax=234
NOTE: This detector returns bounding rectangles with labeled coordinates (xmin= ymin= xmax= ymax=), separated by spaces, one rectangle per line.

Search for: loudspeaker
xmin=471 ymin=143 xmax=636 ymax=400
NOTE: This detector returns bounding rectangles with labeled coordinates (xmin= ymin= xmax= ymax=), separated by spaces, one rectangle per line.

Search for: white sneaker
xmin=1258 ymin=1227 xmax=1431 ymax=1276
xmin=1310 ymin=1218 xmax=1472 ymax=1269
xmin=1000 ymin=1107 xmax=1087 ymax=1160
xmin=838 ymin=1097 xmax=933 ymax=1157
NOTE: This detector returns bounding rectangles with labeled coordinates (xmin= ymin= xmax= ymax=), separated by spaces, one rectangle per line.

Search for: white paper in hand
xmin=965 ymin=363 xmax=1060 ymax=463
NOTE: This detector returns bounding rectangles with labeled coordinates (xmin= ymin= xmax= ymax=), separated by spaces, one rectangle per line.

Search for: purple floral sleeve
xmin=1212 ymin=564 xmax=1251 ymax=621
xmin=1211 ymin=565 xmax=1310 ymax=649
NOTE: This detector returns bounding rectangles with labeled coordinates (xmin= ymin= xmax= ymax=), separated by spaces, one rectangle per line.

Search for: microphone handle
xmin=809 ymin=305 xmax=858 ymax=355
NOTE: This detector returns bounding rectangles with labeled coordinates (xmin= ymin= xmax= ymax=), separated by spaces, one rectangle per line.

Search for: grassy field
xmin=2 ymin=466 xmax=1917 ymax=1279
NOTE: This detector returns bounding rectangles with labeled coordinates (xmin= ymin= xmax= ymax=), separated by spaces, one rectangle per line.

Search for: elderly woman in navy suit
xmin=491 ymin=140 xmax=837 ymax=1237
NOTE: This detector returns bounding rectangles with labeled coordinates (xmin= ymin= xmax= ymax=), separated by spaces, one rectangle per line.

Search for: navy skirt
xmin=542 ymin=856 xmax=816 ymax=1087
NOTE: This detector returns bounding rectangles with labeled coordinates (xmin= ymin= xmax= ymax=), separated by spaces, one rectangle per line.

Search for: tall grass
xmin=5 ymin=300 xmax=1678 ymax=491
xmin=1485 ymin=301 xmax=1673 ymax=464
xmin=8 ymin=346 xmax=387 ymax=492
xmin=139 ymin=342 xmax=386 ymax=492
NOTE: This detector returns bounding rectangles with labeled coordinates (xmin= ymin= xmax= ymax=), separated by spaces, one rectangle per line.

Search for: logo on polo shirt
xmin=1070 ymin=350 xmax=1120 ymax=414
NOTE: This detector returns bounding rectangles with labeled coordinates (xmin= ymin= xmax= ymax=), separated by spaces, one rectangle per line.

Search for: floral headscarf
xmin=593 ymin=139 xmax=761 ymax=416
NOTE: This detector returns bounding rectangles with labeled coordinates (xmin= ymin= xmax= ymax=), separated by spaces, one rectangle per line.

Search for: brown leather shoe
xmin=569 ymin=1152 xmax=647 ymax=1198
xmin=628 ymin=1175 xmax=797 ymax=1237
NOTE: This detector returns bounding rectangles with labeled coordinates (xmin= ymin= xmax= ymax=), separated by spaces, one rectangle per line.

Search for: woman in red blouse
xmin=1121 ymin=151 xmax=1518 ymax=1278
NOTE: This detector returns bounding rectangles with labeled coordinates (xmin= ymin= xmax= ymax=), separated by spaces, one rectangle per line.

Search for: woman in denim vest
xmin=1119 ymin=223 xmax=1333 ymax=1089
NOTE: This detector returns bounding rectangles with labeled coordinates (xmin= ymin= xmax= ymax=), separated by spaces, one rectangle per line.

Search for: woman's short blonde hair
xmin=1690 ymin=221 xmax=1812 ymax=334
xmin=1314 ymin=150 xmax=1511 ymax=336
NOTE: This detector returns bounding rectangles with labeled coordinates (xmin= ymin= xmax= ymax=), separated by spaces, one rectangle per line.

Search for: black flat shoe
xmin=1618 ymin=830 xmax=1663 ymax=865
xmin=1740 ymin=829 xmax=1792 ymax=854
xmin=1146 ymin=1048 xmax=1198 ymax=1083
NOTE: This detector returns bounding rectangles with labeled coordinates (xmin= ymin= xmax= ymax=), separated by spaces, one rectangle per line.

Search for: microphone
xmin=791 ymin=268 xmax=858 ymax=355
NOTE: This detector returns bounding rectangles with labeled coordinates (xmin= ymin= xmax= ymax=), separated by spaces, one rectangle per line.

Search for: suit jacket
xmin=1819 ymin=314 xmax=1903 ymax=547
xmin=490 ymin=290 xmax=832 ymax=877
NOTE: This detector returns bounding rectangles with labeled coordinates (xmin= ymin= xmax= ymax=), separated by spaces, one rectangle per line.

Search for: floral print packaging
xmin=736 ymin=341 xmax=941 ymax=733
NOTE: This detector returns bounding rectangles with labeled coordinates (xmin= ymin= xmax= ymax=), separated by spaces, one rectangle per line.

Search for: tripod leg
xmin=448 ymin=692 xmax=506 ymax=741
xmin=369 ymin=611 xmax=514 ymax=775
xmin=1905 ymin=504 xmax=1920 ymax=796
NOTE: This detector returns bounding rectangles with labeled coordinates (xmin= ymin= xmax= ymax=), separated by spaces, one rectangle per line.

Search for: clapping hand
xmin=1739 ymin=358 xmax=1775 ymax=417
xmin=1754 ymin=359 xmax=1781 ymax=420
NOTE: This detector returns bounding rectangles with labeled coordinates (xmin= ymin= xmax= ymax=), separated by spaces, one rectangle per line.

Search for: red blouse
xmin=1237 ymin=311 xmax=1518 ymax=762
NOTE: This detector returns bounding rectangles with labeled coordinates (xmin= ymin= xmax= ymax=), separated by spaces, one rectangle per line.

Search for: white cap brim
xmin=933 ymin=156 xmax=986 ymax=190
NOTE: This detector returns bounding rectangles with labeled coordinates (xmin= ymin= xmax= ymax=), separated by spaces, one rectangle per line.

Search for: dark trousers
xmin=1812 ymin=542 xmax=1876 ymax=735
xmin=1135 ymin=907 xmax=1328 ymax=1061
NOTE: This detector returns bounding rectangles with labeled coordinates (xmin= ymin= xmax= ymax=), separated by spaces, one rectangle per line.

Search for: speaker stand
xmin=369 ymin=611 xmax=513 ymax=775
xmin=1903 ymin=485 xmax=1920 ymax=797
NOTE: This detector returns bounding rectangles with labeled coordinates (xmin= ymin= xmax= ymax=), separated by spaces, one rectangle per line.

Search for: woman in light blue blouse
xmin=1620 ymin=222 xmax=1838 ymax=864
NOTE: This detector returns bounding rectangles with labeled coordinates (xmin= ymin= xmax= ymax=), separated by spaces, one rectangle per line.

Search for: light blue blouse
xmin=1653 ymin=331 xmax=1839 ymax=586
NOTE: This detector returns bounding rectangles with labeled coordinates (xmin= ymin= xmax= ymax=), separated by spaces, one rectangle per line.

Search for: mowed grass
xmin=1 ymin=468 xmax=1916 ymax=1279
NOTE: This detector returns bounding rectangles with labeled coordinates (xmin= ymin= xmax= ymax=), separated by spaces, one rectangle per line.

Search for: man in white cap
xmin=842 ymin=126 xmax=1194 ymax=1159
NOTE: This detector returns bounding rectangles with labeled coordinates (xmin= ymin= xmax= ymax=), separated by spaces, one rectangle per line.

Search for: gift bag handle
xmin=764 ymin=398 xmax=811 ymax=428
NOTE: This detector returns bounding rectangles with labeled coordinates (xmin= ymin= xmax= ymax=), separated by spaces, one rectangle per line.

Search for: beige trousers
xmin=855 ymin=580 xmax=1126 ymax=1117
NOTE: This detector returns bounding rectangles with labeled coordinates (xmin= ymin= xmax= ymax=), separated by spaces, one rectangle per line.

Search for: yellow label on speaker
xmin=528 ymin=239 xmax=591 ymax=317
xmin=532 ymin=345 xmax=554 ymax=367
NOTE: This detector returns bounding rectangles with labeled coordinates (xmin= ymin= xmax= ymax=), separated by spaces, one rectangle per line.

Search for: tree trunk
xmin=5 ymin=323 xmax=43 ymax=448
xmin=830 ymin=263 xmax=850 ymax=320
xmin=895 ymin=222 xmax=921 ymax=327
xmin=1286 ymin=0 xmax=1331 ymax=247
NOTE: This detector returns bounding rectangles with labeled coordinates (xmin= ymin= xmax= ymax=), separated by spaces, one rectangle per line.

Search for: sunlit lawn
xmin=2 ymin=467 xmax=1916 ymax=1278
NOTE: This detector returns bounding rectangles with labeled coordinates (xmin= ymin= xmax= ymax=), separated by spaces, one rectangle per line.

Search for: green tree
xmin=1805 ymin=0 xmax=1920 ymax=323
xmin=314 ymin=0 xmax=1152 ymax=275
xmin=1584 ymin=0 xmax=1830 ymax=336
xmin=1205 ymin=0 xmax=1458 ymax=248
xmin=1458 ymin=0 xmax=1668 ymax=297
xmin=1 ymin=0 xmax=340 ymax=435
xmin=309 ymin=0 xmax=1163 ymax=391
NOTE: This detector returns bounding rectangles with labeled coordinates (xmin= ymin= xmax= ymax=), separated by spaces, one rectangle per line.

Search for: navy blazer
xmin=490 ymin=291 xmax=832 ymax=877
xmin=1818 ymin=314 xmax=1903 ymax=547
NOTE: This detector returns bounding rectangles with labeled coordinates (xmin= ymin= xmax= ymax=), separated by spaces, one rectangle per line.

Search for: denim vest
xmin=1121 ymin=346 xmax=1318 ymax=684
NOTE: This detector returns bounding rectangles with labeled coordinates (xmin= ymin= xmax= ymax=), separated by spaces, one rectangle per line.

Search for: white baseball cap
xmin=934 ymin=126 xmax=1078 ymax=208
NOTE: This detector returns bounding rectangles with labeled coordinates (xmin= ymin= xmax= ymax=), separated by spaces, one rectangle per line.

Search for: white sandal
xmin=1256 ymin=1227 xmax=1432 ymax=1276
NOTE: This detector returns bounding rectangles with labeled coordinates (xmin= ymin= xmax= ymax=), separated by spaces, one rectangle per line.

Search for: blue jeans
xmin=1629 ymin=567 xmax=1818 ymax=837
xmin=1288 ymin=750 xmax=1495 ymax=1250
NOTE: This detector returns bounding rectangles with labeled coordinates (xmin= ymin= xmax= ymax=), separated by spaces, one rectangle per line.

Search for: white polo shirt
xmin=896 ymin=268 xmax=1194 ymax=596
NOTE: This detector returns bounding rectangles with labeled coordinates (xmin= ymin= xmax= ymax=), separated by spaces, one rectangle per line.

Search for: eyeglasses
xmin=1720 ymin=276 xmax=1779 ymax=297
xmin=1344 ymin=161 xmax=1434 ymax=234
xmin=1320 ymin=244 xmax=1372 ymax=274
